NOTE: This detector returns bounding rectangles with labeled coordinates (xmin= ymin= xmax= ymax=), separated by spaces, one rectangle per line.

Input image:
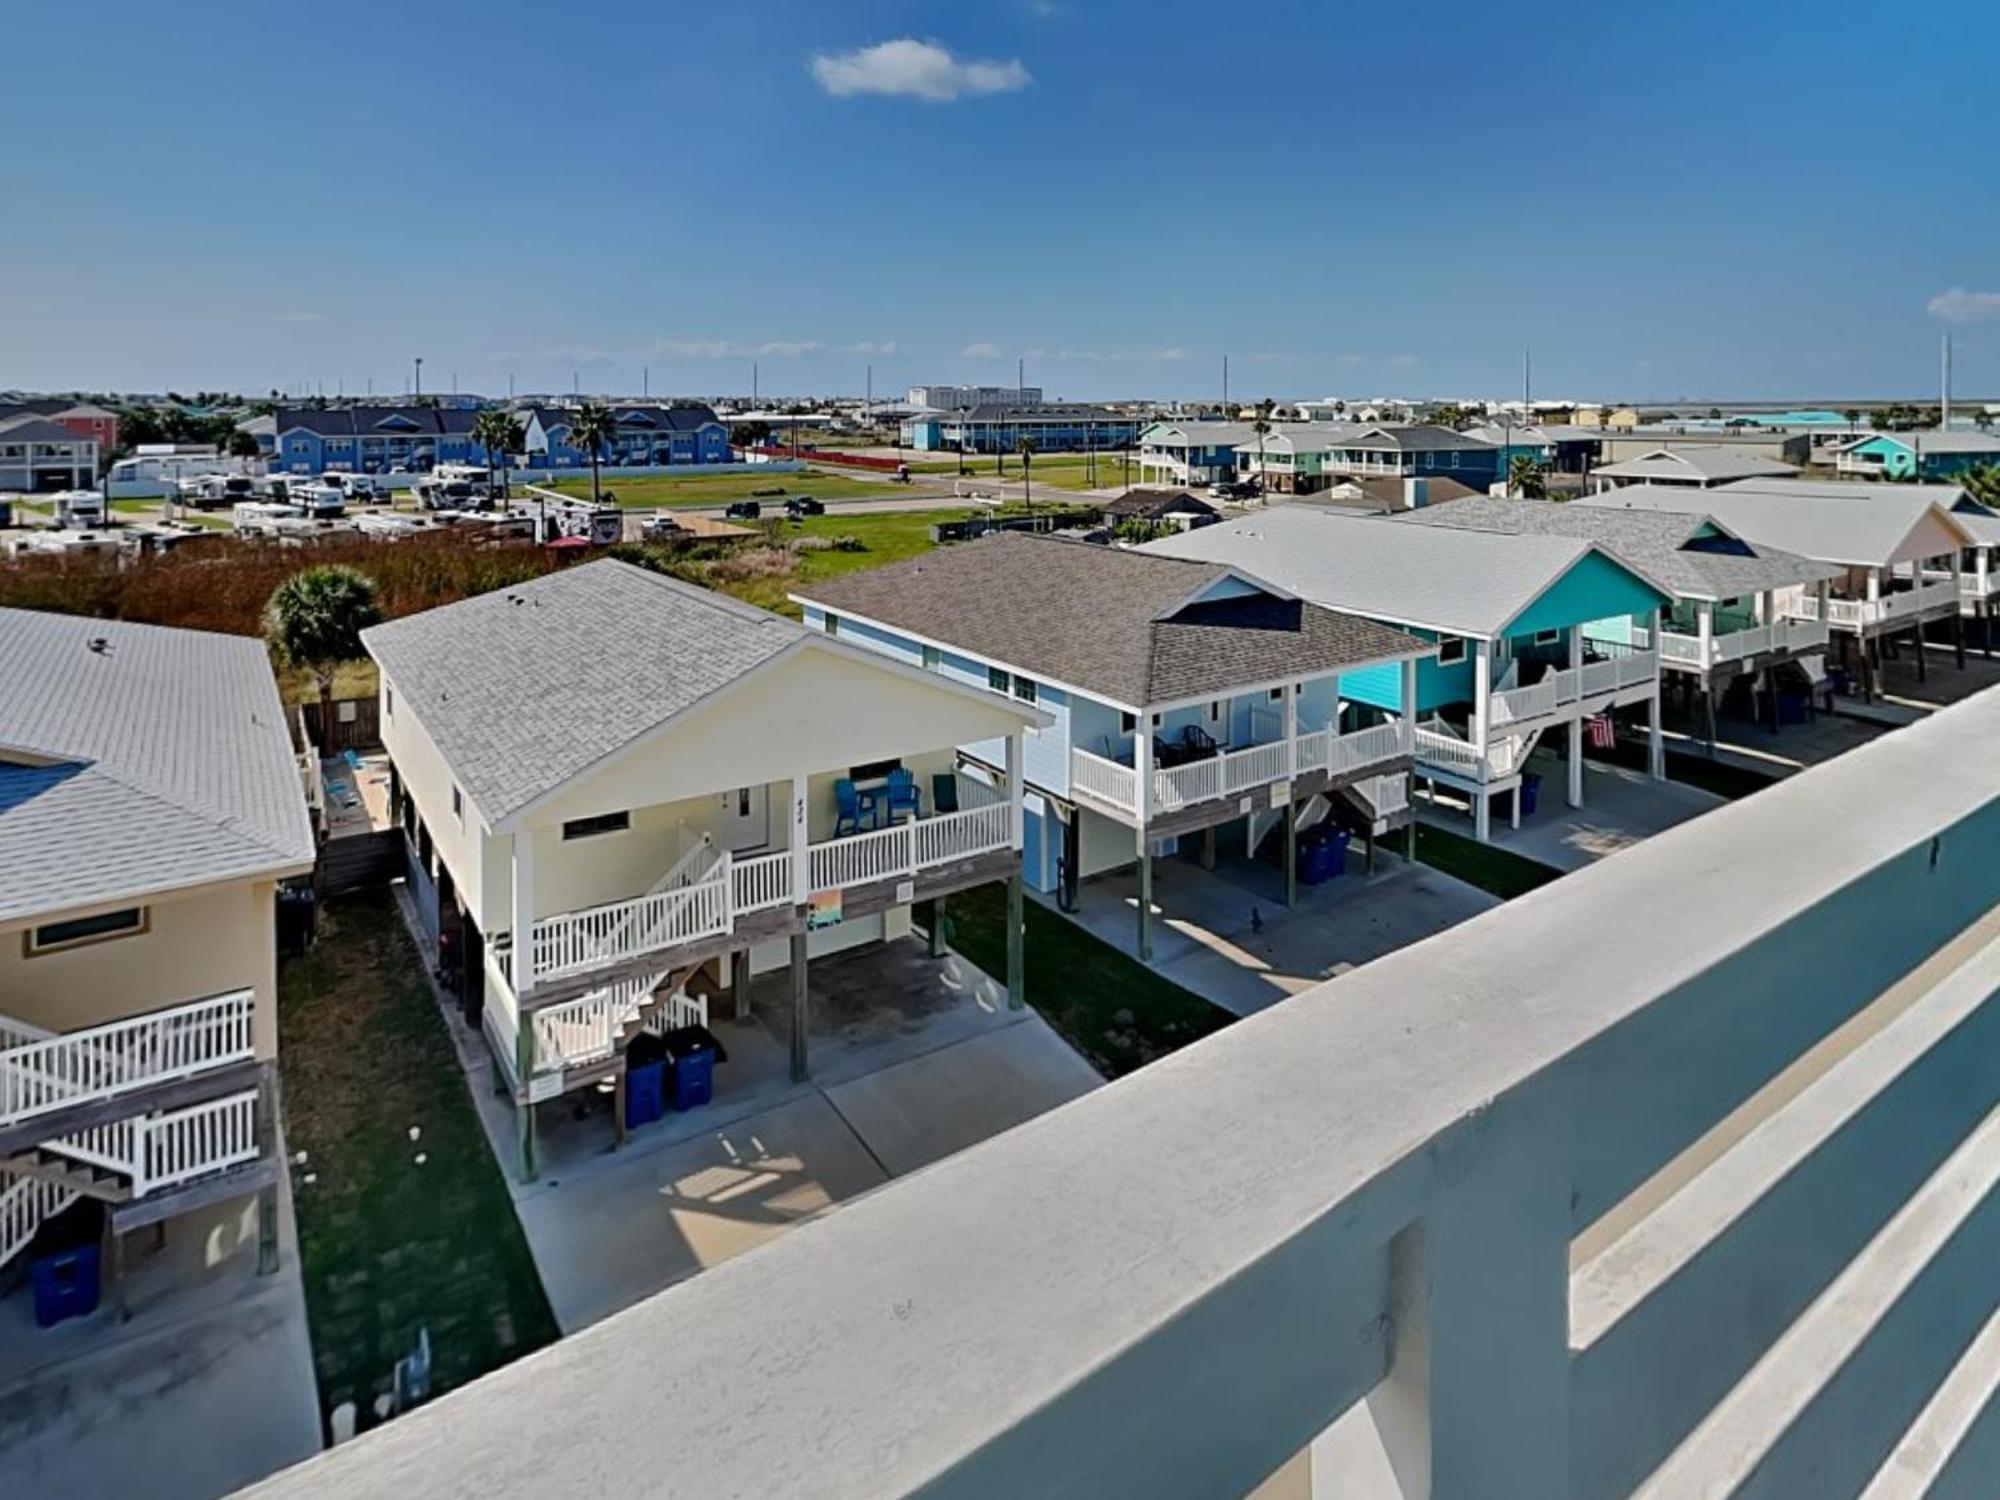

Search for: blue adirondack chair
xmin=834 ymin=778 xmax=866 ymax=835
xmin=885 ymin=767 xmax=922 ymax=822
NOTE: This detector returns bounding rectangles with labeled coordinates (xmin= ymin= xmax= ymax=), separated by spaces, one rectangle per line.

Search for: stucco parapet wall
xmin=247 ymin=684 xmax=2000 ymax=1499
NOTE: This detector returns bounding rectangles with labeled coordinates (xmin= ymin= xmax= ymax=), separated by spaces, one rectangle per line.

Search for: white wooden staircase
xmin=0 ymin=997 xmax=262 ymax=1271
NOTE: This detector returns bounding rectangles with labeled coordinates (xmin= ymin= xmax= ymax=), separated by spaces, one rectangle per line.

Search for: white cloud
xmin=1155 ymin=347 xmax=1192 ymax=362
xmin=960 ymin=342 xmax=1005 ymax=359
xmin=846 ymin=340 xmax=899 ymax=356
xmin=653 ymin=338 xmax=822 ymax=359
xmin=1928 ymin=287 xmax=2000 ymax=324
xmin=810 ymin=39 xmax=1032 ymax=102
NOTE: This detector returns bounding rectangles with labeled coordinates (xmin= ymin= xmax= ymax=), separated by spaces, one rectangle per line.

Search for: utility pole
xmin=867 ymin=363 xmax=873 ymax=409
xmin=753 ymin=361 xmax=760 ymax=406
xmin=643 ymin=365 xmax=650 ymax=399
xmin=1222 ymin=354 xmax=1230 ymax=415
xmin=508 ymin=373 xmax=514 ymax=399
xmin=1524 ymin=347 xmax=1532 ymax=412
xmin=1017 ymin=357 xmax=1025 ymax=405
xmin=1943 ymin=333 xmax=1953 ymax=429
xmin=413 ymin=357 xmax=423 ymax=397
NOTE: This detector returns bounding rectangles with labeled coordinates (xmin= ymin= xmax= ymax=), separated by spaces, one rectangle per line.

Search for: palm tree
xmin=1017 ymin=436 xmax=1037 ymax=511
xmin=264 ymin=565 xmax=382 ymax=741
xmin=566 ymin=400 xmax=616 ymax=504
xmin=1976 ymin=410 xmax=1995 ymax=434
xmin=1844 ymin=408 xmax=1862 ymax=435
xmin=1508 ymin=454 xmax=1547 ymax=499
xmin=472 ymin=409 xmax=525 ymax=501
xmin=1962 ymin=464 xmax=2000 ymax=508
xmin=1251 ymin=398 xmax=1275 ymax=498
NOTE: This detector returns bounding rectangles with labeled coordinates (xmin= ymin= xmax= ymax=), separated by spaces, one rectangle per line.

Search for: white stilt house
xmin=366 ymin=561 xmax=1046 ymax=1178
xmin=1145 ymin=507 xmax=1678 ymax=842
xmin=0 ymin=609 xmax=315 ymax=1306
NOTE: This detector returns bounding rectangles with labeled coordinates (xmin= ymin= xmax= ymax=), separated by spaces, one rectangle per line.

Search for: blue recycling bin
xmin=31 ymin=1203 xmax=104 ymax=1328
xmin=1514 ymin=772 xmax=1542 ymax=820
xmin=662 ymin=1026 xmax=722 ymax=1112
xmin=1297 ymin=825 xmax=1351 ymax=885
xmin=625 ymin=1058 xmax=667 ymax=1129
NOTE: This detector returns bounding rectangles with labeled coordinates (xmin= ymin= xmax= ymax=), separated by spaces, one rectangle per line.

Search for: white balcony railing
xmin=1488 ymin=650 xmax=1658 ymax=730
xmin=1075 ymin=723 xmax=1408 ymax=819
xmin=1785 ymin=579 xmax=1959 ymax=631
xmin=1413 ymin=725 xmax=1526 ymax=783
xmin=0 ymin=991 xmax=256 ymax=1132
xmin=1641 ymin=615 xmax=1833 ymax=671
xmin=512 ymin=779 xmax=1016 ymax=995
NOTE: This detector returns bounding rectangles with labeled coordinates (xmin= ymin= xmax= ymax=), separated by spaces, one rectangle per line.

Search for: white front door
xmin=720 ymin=784 xmax=770 ymax=852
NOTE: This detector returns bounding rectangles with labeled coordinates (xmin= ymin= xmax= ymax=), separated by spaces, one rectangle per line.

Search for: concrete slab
xmin=1420 ymin=756 xmax=1726 ymax=873
xmin=1058 ymin=845 xmax=1501 ymax=1017
xmin=512 ymin=1090 xmax=891 ymax=1333
xmin=0 ymin=1160 xmax=321 ymax=1500
xmin=822 ymin=1019 xmax=1103 ymax=1177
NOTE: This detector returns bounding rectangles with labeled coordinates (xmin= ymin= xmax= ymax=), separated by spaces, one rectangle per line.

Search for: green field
xmin=682 ymin=507 xmax=972 ymax=614
xmin=1000 ymin=453 xmax=1140 ymax=493
xmin=525 ymin=467 xmax=908 ymax=509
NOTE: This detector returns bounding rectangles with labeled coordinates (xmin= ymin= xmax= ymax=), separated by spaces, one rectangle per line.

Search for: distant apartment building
xmin=907 ymin=384 xmax=1044 ymax=411
xmin=0 ymin=412 xmax=101 ymax=490
xmin=517 ymin=403 xmax=731 ymax=469
xmin=901 ymin=403 xmax=1142 ymax=455
xmin=1835 ymin=429 xmax=2000 ymax=482
xmin=270 ymin=405 xmax=486 ymax=474
xmin=0 ymin=398 xmax=119 ymax=457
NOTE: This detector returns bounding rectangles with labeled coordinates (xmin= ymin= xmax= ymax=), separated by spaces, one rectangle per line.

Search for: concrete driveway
xmin=0 ymin=1171 xmax=321 ymax=1500
xmin=1058 ymin=845 xmax=1502 ymax=1018
xmin=445 ymin=941 xmax=1101 ymax=1334
xmin=1419 ymin=755 xmax=1727 ymax=873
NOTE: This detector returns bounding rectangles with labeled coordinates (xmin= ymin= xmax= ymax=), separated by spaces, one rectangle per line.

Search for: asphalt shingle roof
xmin=1143 ymin=504 xmax=1669 ymax=639
xmin=1579 ymin=482 xmax=1971 ymax=568
xmin=363 ymin=561 xmax=804 ymax=823
xmin=0 ymin=609 xmax=315 ymax=923
xmin=796 ymin=532 xmax=1424 ymax=708
xmin=1593 ymin=446 xmax=1799 ymax=483
xmin=1392 ymin=495 xmax=1841 ymax=600
xmin=274 ymin=404 xmax=483 ymax=438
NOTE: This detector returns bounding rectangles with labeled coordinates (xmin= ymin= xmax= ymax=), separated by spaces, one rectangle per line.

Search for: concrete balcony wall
xmin=250 ymin=684 xmax=2000 ymax=1500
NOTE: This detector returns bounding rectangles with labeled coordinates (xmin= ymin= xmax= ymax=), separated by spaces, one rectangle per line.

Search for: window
xmin=922 ymin=644 xmax=941 ymax=671
xmin=1435 ymin=635 xmax=1467 ymax=665
xmin=451 ymin=785 xmax=463 ymax=824
xmin=1120 ymin=711 xmax=1136 ymax=733
xmin=988 ymin=665 xmax=1010 ymax=693
xmin=1013 ymin=676 xmax=1038 ymax=704
xmin=824 ymin=613 xmax=841 ymax=636
xmin=1208 ymin=701 xmax=1223 ymax=724
xmin=562 ymin=811 xmax=630 ymax=840
xmin=27 ymin=906 xmax=147 ymax=955
xmin=1534 ymin=629 xmax=1561 ymax=646
xmin=385 ymin=685 xmax=394 ymax=718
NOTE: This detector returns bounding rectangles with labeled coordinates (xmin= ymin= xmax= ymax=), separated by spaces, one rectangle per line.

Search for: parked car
xmin=725 ymin=499 xmax=761 ymax=520
xmin=785 ymin=496 xmax=824 ymax=518
xmin=641 ymin=513 xmax=685 ymax=541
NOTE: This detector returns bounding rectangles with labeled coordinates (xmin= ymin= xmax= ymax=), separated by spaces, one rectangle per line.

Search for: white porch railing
xmin=1351 ymin=772 xmax=1410 ymax=822
xmin=1076 ymin=723 xmax=1408 ymax=819
xmin=514 ymin=778 xmax=1017 ymax=997
xmin=1071 ymin=747 xmax=1138 ymax=810
xmin=0 ymin=991 xmax=256 ymax=1133
xmin=1489 ymin=650 xmax=1658 ymax=728
xmin=29 ymin=1089 xmax=259 ymax=1201
xmin=1413 ymin=725 xmax=1526 ymax=784
xmin=1643 ymin=615 xmax=1834 ymax=671
xmin=1786 ymin=580 xmax=1959 ymax=631
xmin=0 ymin=1176 xmax=74 ymax=1268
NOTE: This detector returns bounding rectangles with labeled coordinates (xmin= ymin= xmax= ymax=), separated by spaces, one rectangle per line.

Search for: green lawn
xmin=939 ymin=882 xmax=1237 ymax=1079
xmin=525 ymin=467 xmax=902 ymax=509
xmin=279 ymin=890 xmax=557 ymax=1439
xmin=692 ymin=508 xmax=971 ymax=614
xmin=954 ymin=452 xmax=1139 ymax=493
xmin=1412 ymin=822 xmax=1565 ymax=900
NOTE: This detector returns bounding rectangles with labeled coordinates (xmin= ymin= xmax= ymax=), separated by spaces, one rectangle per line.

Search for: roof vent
xmin=86 ymin=637 xmax=111 ymax=656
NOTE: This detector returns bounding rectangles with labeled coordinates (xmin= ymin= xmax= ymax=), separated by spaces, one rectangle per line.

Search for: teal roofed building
xmin=1144 ymin=506 xmax=1676 ymax=842
xmin=1835 ymin=429 xmax=2000 ymax=481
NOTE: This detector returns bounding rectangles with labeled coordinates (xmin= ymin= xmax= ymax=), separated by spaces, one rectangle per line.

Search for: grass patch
xmin=656 ymin=507 xmax=973 ymax=615
xmin=526 ymin=467 xmax=897 ymax=509
xmin=1413 ymin=822 xmax=1564 ymax=900
xmin=279 ymin=890 xmax=557 ymax=1439
xmin=939 ymin=882 xmax=1236 ymax=1079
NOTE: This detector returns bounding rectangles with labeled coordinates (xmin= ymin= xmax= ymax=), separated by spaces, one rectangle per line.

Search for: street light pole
xmin=413 ymin=357 xmax=423 ymax=398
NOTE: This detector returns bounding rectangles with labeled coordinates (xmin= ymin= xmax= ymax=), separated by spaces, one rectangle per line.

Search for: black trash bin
xmin=276 ymin=884 xmax=317 ymax=957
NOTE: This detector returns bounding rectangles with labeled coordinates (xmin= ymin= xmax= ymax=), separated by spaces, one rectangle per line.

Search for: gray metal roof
xmin=1593 ymin=446 xmax=1799 ymax=483
xmin=1392 ymin=495 xmax=1841 ymax=601
xmin=1143 ymin=505 xmax=1669 ymax=639
xmin=364 ymin=560 xmax=805 ymax=824
xmin=796 ymin=532 xmax=1427 ymax=709
xmin=0 ymin=609 xmax=316 ymax=923
xmin=1721 ymin=476 xmax=2000 ymax=549
xmin=1578 ymin=482 xmax=1971 ymax=568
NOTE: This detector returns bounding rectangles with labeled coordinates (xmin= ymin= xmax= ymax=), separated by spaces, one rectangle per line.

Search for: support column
xmin=1566 ymin=717 xmax=1583 ymax=809
xmin=927 ymin=895 xmax=948 ymax=959
xmin=1005 ymin=872 xmax=1025 ymax=1011
xmin=787 ymin=773 xmax=809 ymax=907
xmin=731 ymin=948 xmax=751 ymax=1021
xmin=255 ymin=1066 xmax=280 ymax=1276
xmin=1283 ymin=792 xmax=1298 ymax=907
xmin=1200 ymin=824 xmax=1217 ymax=871
xmin=1352 ymin=1092 xmax=1572 ymax=1500
xmin=1135 ymin=719 xmax=1154 ymax=962
xmin=789 ymin=931 xmax=809 ymax=1084
xmin=1400 ymin=657 xmax=1419 ymax=758
xmin=1471 ymin=641 xmax=1493 ymax=845
xmin=512 ymin=832 xmax=540 ymax=1182
xmin=515 ymin=1012 xmax=537 ymax=1183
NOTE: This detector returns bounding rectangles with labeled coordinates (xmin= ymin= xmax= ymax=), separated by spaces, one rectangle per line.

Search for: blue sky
xmin=5 ymin=0 xmax=1997 ymax=402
